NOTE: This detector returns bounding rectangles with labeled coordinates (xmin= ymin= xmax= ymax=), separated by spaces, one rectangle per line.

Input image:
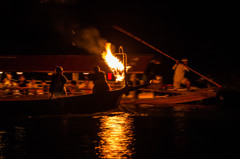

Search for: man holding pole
xmin=113 ymin=25 xmax=221 ymax=88
xmin=172 ymin=58 xmax=191 ymax=91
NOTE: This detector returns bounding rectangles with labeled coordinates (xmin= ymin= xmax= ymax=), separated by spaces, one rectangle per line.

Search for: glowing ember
xmin=102 ymin=43 xmax=125 ymax=82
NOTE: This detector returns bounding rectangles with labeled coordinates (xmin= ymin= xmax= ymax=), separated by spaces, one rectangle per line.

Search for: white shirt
xmin=172 ymin=63 xmax=189 ymax=80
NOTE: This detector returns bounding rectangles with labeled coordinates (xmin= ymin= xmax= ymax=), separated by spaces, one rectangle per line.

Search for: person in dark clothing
xmin=49 ymin=66 xmax=68 ymax=97
xmin=128 ymin=73 xmax=140 ymax=99
xmin=18 ymin=75 xmax=27 ymax=87
xmin=18 ymin=75 xmax=28 ymax=95
xmin=92 ymin=66 xmax=110 ymax=94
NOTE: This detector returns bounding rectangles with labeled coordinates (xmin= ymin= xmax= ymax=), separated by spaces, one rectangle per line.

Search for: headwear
xmin=181 ymin=58 xmax=188 ymax=62
xmin=55 ymin=66 xmax=63 ymax=73
xmin=93 ymin=66 xmax=100 ymax=72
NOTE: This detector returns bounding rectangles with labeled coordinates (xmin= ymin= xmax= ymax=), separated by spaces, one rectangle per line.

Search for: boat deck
xmin=0 ymin=87 xmax=217 ymax=104
xmin=121 ymin=88 xmax=217 ymax=104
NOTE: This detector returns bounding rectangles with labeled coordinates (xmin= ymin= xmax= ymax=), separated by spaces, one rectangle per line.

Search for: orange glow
xmin=95 ymin=113 xmax=135 ymax=158
xmin=102 ymin=43 xmax=125 ymax=82
xmin=0 ymin=131 xmax=7 ymax=159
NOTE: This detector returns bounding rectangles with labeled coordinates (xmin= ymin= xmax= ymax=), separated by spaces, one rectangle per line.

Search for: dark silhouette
xmin=18 ymin=75 xmax=28 ymax=95
xmin=92 ymin=66 xmax=110 ymax=94
xmin=49 ymin=66 xmax=68 ymax=97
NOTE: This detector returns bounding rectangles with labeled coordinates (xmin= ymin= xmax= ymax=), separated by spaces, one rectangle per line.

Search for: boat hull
xmin=121 ymin=88 xmax=217 ymax=105
xmin=0 ymin=90 xmax=123 ymax=116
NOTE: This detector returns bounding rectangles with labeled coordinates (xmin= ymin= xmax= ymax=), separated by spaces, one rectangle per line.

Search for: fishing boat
xmin=0 ymin=84 xmax=150 ymax=116
xmin=121 ymin=87 xmax=217 ymax=105
xmin=112 ymin=26 xmax=221 ymax=105
xmin=0 ymin=53 xmax=152 ymax=116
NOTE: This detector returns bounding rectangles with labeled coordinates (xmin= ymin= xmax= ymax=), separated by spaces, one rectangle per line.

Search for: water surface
xmin=0 ymin=104 xmax=239 ymax=159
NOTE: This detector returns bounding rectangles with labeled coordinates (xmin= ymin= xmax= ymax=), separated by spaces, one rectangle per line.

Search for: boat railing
xmin=0 ymin=79 xmax=123 ymax=98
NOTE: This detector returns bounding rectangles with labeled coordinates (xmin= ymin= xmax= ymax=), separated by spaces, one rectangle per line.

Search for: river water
xmin=0 ymin=103 xmax=239 ymax=159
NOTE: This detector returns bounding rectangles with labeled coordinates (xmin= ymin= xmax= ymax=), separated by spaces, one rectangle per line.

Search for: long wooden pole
xmin=113 ymin=25 xmax=222 ymax=88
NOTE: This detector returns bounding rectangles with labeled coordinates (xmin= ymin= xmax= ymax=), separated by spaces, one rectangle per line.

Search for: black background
xmin=1 ymin=0 xmax=238 ymax=87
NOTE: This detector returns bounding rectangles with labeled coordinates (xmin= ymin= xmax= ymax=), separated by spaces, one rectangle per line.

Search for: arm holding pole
xmin=113 ymin=25 xmax=222 ymax=88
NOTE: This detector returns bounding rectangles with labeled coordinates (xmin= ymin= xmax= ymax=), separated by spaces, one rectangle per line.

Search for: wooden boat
xmin=0 ymin=84 xmax=149 ymax=116
xmin=121 ymin=88 xmax=217 ymax=105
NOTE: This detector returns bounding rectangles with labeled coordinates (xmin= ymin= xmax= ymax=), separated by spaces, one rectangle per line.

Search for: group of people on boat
xmin=49 ymin=66 xmax=110 ymax=98
xmin=0 ymin=73 xmax=47 ymax=95
xmin=49 ymin=58 xmax=191 ymax=98
xmin=148 ymin=58 xmax=191 ymax=91
xmin=0 ymin=66 xmax=105 ymax=97
xmin=49 ymin=57 xmax=192 ymax=97
xmin=0 ymin=57 xmax=199 ymax=98
xmin=0 ymin=57 xmax=192 ymax=98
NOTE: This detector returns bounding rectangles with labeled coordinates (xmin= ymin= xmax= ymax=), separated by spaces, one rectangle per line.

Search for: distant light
xmin=83 ymin=73 xmax=89 ymax=75
xmin=48 ymin=72 xmax=53 ymax=76
xmin=16 ymin=72 xmax=23 ymax=75
xmin=0 ymin=71 xmax=3 ymax=74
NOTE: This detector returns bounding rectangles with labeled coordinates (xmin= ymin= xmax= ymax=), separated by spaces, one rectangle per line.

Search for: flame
xmin=102 ymin=43 xmax=125 ymax=82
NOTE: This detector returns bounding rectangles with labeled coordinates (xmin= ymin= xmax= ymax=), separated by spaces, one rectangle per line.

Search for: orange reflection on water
xmin=95 ymin=113 xmax=135 ymax=158
xmin=0 ymin=131 xmax=7 ymax=159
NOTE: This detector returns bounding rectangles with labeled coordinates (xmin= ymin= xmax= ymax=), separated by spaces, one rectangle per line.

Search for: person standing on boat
xmin=129 ymin=73 xmax=140 ymax=99
xmin=49 ymin=66 xmax=68 ymax=97
xmin=172 ymin=58 xmax=191 ymax=90
xmin=92 ymin=66 xmax=110 ymax=94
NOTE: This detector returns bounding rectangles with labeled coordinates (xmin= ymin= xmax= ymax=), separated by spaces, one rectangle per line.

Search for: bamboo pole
xmin=113 ymin=25 xmax=222 ymax=88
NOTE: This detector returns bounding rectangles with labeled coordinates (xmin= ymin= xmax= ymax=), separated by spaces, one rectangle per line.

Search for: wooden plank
xmin=121 ymin=88 xmax=217 ymax=104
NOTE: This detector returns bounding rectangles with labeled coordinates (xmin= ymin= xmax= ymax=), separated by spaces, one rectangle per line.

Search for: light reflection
xmin=172 ymin=105 xmax=190 ymax=149
xmin=0 ymin=131 xmax=7 ymax=159
xmin=95 ymin=113 xmax=135 ymax=158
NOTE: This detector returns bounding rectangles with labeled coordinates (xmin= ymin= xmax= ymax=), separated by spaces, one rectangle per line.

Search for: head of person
xmin=31 ymin=79 xmax=36 ymax=83
xmin=181 ymin=58 xmax=188 ymax=65
xmin=156 ymin=75 xmax=163 ymax=81
xmin=6 ymin=73 xmax=12 ymax=80
xmin=70 ymin=80 xmax=77 ymax=86
xmin=19 ymin=75 xmax=25 ymax=81
xmin=55 ymin=66 xmax=63 ymax=75
xmin=2 ymin=78 xmax=6 ymax=83
xmin=42 ymin=80 xmax=46 ymax=84
xmin=93 ymin=66 xmax=100 ymax=73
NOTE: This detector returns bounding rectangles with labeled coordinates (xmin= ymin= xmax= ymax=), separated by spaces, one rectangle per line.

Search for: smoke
xmin=72 ymin=27 xmax=110 ymax=55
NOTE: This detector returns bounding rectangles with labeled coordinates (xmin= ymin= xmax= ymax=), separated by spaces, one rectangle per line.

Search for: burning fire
xmin=102 ymin=43 xmax=125 ymax=82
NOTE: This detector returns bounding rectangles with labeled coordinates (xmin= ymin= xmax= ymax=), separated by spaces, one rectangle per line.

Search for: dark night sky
xmin=1 ymin=0 xmax=239 ymax=86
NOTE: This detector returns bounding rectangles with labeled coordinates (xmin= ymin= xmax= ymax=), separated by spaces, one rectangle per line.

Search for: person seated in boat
xmin=41 ymin=80 xmax=49 ymax=94
xmin=0 ymin=79 xmax=3 ymax=89
xmin=67 ymin=80 xmax=80 ymax=95
xmin=128 ymin=73 xmax=140 ymax=99
xmin=148 ymin=75 xmax=166 ymax=97
xmin=92 ymin=66 xmax=110 ymax=94
xmin=0 ymin=78 xmax=9 ymax=95
xmin=2 ymin=73 xmax=12 ymax=87
xmin=149 ymin=75 xmax=165 ymax=89
xmin=78 ymin=76 xmax=93 ymax=94
xmin=172 ymin=58 xmax=191 ymax=91
xmin=5 ymin=79 xmax=18 ymax=95
xmin=17 ymin=75 xmax=28 ymax=95
xmin=28 ymin=78 xmax=38 ymax=95
xmin=49 ymin=66 xmax=68 ymax=97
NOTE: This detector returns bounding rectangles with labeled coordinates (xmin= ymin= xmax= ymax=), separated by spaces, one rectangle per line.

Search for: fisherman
xmin=49 ymin=66 xmax=68 ymax=97
xmin=172 ymin=58 xmax=191 ymax=91
xmin=129 ymin=73 xmax=140 ymax=99
xmin=92 ymin=66 xmax=110 ymax=94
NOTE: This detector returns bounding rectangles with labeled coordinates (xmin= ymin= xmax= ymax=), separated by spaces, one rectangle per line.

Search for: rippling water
xmin=0 ymin=104 xmax=240 ymax=159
